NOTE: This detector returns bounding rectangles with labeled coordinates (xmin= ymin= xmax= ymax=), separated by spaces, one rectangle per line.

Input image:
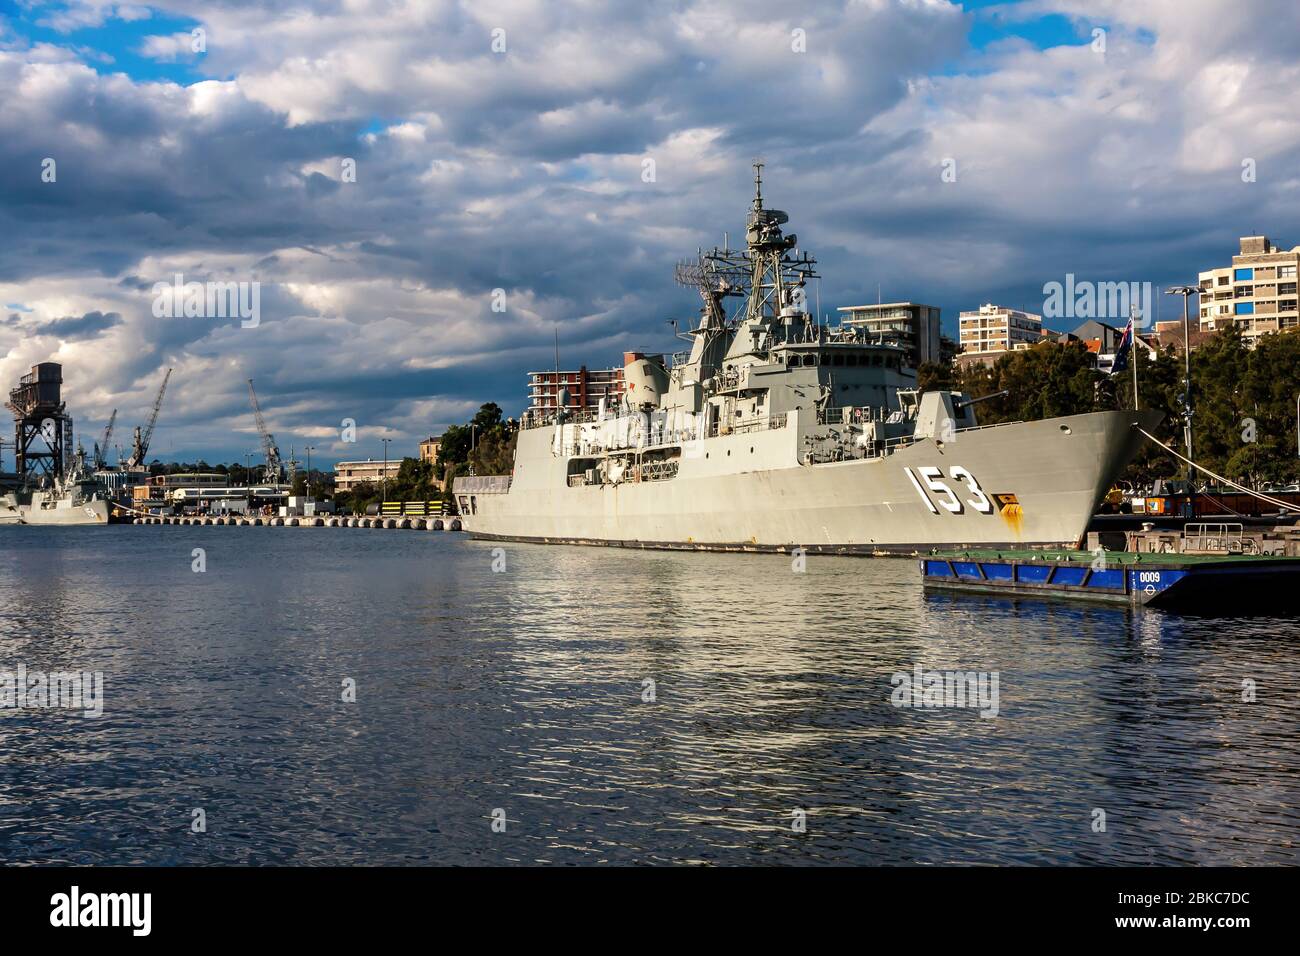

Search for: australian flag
xmin=1111 ymin=316 xmax=1134 ymax=374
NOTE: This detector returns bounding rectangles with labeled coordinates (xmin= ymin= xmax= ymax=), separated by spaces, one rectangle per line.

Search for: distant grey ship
xmin=0 ymin=471 xmax=110 ymax=526
xmin=454 ymin=169 xmax=1158 ymax=554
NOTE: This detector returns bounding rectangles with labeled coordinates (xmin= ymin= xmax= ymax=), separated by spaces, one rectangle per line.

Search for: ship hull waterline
xmin=457 ymin=408 xmax=1161 ymax=556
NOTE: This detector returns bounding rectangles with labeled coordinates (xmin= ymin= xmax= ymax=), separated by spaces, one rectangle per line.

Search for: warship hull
xmin=0 ymin=494 xmax=111 ymax=526
xmin=457 ymin=408 xmax=1160 ymax=554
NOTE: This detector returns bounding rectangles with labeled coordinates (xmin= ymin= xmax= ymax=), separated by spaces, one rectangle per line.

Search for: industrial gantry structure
xmin=5 ymin=362 xmax=74 ymax=487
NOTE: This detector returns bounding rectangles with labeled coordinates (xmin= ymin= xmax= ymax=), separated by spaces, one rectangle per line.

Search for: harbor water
xmin=0 ymin=526 xmax=1297 ymax=865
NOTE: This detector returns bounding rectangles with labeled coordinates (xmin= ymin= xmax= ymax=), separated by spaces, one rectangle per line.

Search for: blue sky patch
xmin=2 ymin=2 xmax=208 ymax=84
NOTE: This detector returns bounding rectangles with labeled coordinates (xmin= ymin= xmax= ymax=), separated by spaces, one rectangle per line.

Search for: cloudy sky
xmin=3 ymin=0 xmax=1299 ymax=468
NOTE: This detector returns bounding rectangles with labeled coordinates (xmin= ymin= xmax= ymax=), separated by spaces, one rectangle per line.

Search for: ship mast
xmin=671 ymin=165 xmax=820 ymax=369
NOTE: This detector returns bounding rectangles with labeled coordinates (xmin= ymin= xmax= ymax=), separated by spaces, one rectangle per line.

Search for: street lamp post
xmin=380 ymin=437 xmax=392 ymax=504
xmin=1165 ymin=286 xmax=1200 ymax=483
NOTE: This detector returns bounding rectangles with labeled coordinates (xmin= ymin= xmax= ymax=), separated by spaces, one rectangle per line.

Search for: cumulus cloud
xmin=38 ymin=309 xmax=123 ymax=338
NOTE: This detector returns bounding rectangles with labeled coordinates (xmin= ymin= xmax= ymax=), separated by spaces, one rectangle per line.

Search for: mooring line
xmin=1135 ymin=425 xmax=1300 ymax=513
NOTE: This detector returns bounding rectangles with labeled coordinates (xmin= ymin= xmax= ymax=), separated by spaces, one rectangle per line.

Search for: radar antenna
xmin=674 ymin=259 xmax=734 ymax=330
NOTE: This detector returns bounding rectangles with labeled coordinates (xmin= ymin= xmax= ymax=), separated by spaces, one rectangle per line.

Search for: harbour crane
xmin=247 ymin=378 xmax=283 ymax=484
xmin=92 ymin=409 xmax=116 ymax=471
xmin=126 ymin=368 xmax=172 ymax=469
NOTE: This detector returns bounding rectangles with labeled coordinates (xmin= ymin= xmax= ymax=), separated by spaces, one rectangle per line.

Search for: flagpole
xmin=1131 ymin=307 xmax=1140 ymax=411
xmin=1132 ymin=329 xmax=1140 ymax=410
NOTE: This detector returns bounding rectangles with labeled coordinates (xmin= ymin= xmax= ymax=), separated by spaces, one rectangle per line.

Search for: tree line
xmin=918 ymin=326 xmax=1300 ymax=486
xmin=332 ymin=402 xmax=520 ymax=513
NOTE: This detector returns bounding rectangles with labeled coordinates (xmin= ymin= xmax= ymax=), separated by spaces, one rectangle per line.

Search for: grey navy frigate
xmin=0 ymin=452 xmax=110 ymax=526
xmin=453 ymin=168 xmax=1159 ymax=554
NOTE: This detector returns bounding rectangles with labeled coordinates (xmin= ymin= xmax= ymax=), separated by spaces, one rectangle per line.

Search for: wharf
xmin=131 ymin=515 xmax=462 ymax=530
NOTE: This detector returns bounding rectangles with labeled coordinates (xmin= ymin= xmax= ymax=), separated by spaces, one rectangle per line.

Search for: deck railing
xmin=723 ymin=413 xmax=788 ymax=436
xmin=454 ymin=475 xmax=512 ymax=493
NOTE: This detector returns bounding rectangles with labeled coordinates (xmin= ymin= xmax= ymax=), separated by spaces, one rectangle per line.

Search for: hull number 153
xmin=903 ymin=466 xmax=993 ymax=515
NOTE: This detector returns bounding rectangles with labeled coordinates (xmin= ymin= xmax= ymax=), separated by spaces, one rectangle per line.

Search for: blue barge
xmin=920 ymin=549 xmax=1300 ymax=611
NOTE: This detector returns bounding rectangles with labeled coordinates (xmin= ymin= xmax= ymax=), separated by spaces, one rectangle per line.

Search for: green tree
xmin=473 ymin=403 xmax=504 ymax=430
xmin=952 ymin=341 xmax=1101 ymax=424
xmin=336 ymin=480 xmax=378 ymax=515
xmin=916 ymin=361 xmax=957 ymax=393
xmin=1117 ymin=344 xmax=1183 ymax=484
xmin=469 ymin=425 xmax=518 ymax=475
xmin=436 ymin=402 xmax=518 ymax=481
xmin=436 ymin=423 xmax=472 ymax=476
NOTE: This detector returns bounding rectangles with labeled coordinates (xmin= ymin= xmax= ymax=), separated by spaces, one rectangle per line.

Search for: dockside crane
xmin=126 ymin=368 xmax=172 ymax=469
xmin=92 ymin=409 xmax=116 ymax=471
xmin=247 ymin=378 xmax=283 ymax=484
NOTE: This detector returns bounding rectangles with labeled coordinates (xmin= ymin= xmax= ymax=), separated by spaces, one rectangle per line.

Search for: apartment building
xmin=1199 ymin=235 xmax=1300 ymax=347
xmin=837 ymin=302 xmax=942 ymax=367
xmin=1150 ymin=319 xmax=1214 ymax=356
xmin=956 ymin=303 xmax=1044 ymax=368
xmin=527 ymin=365 xmax=624 ymax=415
xmin=334 ymin=458 xmax=402 ymax=493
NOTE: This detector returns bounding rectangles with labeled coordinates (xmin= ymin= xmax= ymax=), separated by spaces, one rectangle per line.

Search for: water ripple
xmin=0 ymin=527 xmax=1297 ymax=865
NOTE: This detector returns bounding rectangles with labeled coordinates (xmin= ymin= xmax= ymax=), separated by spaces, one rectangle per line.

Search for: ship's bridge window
xmin=832 ymin=354 xmax=844 ymax=366
xmin=871 ymin=355 xmax=882 ymax=366
xmin=846 ymin=353 xmax=859 ymax=366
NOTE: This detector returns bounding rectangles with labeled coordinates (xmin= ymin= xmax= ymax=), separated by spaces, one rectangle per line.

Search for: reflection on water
xmin=0 ymin=526 xmax=1297 ymax=865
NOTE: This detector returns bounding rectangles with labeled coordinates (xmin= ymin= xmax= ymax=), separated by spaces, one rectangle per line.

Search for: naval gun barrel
xmin=953 ymin=389 xmax=1009 ymax=413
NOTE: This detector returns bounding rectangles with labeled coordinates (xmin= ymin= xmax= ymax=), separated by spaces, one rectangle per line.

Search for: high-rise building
xmin=956 ymin=303 xmax=1043 ymax=368
xmin=526 ymin=365 xmax=624 ymax=415
xmin=837 ymin=302 xmax=942 ymax=366
xmin=1198 ymin=236 xmax=1300 ymax=347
